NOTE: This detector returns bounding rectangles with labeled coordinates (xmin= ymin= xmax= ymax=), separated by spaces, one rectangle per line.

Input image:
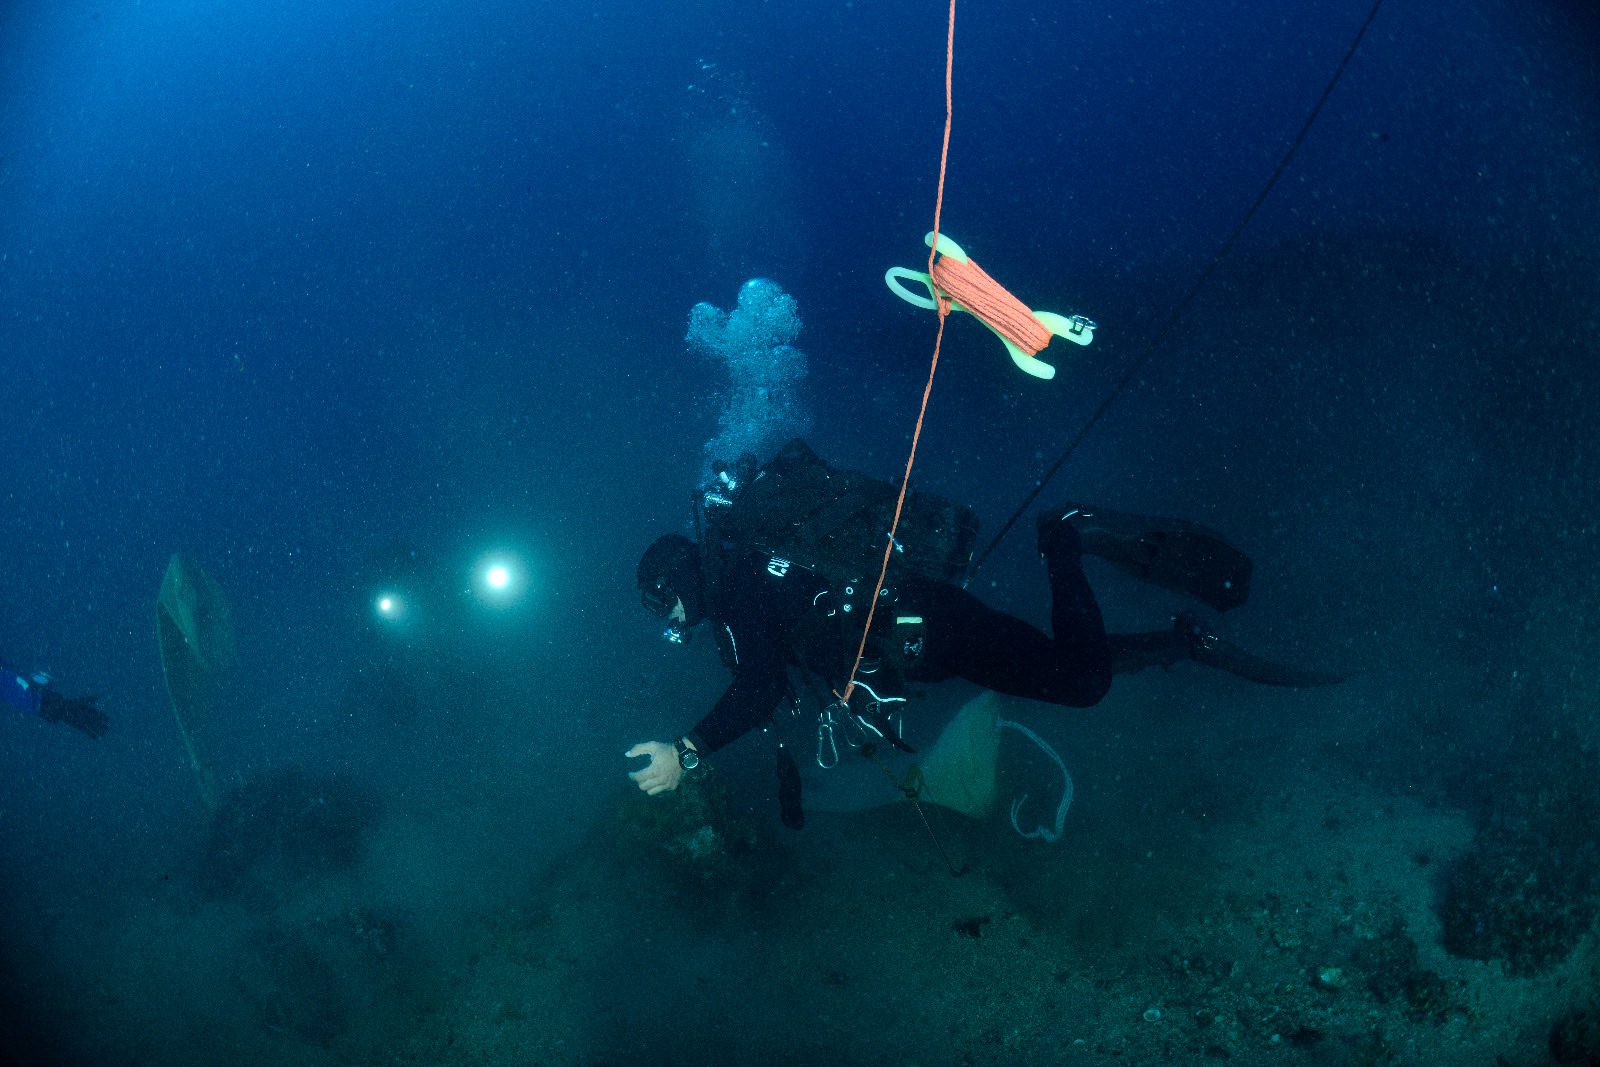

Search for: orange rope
xmin=836 ymin=0 xmax=957 ymax=710
xmin=930 ymin=253 xmax=1053 ymax=355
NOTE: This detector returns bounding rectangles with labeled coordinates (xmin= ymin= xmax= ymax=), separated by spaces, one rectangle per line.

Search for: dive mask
xmin=641 ymin=577 xmax=694 ymax=644
xmin=640 ymin=577 xmax=677 ymax=619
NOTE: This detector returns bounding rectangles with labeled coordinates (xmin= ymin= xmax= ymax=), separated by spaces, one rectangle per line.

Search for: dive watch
xmin=674 ymin=737 xmax=700 ymax=771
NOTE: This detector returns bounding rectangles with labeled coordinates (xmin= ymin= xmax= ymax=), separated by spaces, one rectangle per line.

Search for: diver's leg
xmin=1039 ymin=517 xmax=1109 ymax=665
xmin=1041 ymin=510 xmax=1193 ymax=677
xmin=913 ymin=522 xmax=1112 ymax=707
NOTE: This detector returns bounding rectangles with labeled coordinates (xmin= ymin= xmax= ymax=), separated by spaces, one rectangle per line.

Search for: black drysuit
xmin=686 ymin=537 xmax=1115 ymax=755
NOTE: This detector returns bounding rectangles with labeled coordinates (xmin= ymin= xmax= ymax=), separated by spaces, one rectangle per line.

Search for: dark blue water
xmin=2 ymin=0 xmax=1598 ymax=1062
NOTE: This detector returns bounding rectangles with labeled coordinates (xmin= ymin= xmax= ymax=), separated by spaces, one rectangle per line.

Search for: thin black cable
xmin=969 ymin=0 xmax=1388 ymax=577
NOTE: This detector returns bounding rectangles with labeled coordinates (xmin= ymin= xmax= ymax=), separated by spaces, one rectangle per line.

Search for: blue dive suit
xmin=2 ymin=663 xmax=47 ymax=718
xmin=2 ymin=661 xmax=108 ymax=738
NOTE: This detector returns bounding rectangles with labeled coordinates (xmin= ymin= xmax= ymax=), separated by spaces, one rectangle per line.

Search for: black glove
xmin=39 ymin=689 xmax=109 ymax=740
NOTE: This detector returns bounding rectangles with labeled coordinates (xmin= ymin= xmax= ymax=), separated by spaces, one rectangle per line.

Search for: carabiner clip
xmin=816 ymin=710 xmax=839 ymax=769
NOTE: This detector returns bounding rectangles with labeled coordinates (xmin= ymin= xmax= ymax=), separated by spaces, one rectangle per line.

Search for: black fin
xmin=1193 ymin=638 xmax=1344 ymax=687
xmin=1177 ymin=611 xmax=1342 ymax=687
xmin=1106 ymin=630 xmax=1190 ymax=675
xmin=1114 ymin=614 xmax=1344 ymax=687
xmin=1063 ymin=503 xmax=1252 ymax=612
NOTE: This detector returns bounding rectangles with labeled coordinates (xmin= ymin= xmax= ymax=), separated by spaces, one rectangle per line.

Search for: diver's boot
xmin=1174 ymin=611 xmax=1344 ymax=688
xmin=1053 ymin=503 xmax=1253 ymax=613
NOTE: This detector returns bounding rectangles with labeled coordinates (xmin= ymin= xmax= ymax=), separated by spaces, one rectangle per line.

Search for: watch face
xmin=681 ymin=750 xmax=700 ymax=770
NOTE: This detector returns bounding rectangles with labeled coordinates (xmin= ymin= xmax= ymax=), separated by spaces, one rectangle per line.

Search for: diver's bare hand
xmin=626 ymin=741 xmax=682 ymax=795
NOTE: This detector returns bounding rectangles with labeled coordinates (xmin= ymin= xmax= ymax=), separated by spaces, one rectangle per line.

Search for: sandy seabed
xmin=391 ymin=770 xmax=1594 ymax=1067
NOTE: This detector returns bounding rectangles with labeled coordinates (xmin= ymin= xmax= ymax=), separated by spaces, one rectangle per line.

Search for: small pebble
xmin=1143 ymin=1008 xmax=1162 ymax=1023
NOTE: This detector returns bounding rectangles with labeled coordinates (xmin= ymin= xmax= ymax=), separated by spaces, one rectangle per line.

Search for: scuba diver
xmin=627 ymin=439 xmax=1337 ymax=827
xmin=3 ymin=660 xmax=109 ymax=738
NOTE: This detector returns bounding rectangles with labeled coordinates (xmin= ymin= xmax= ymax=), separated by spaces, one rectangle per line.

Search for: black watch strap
xmin=674 ymin=738 xmax=701 ymax=770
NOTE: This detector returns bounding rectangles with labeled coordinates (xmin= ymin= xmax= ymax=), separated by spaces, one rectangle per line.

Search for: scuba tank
xmin=694 ymin=438 xmax=978 ymax=598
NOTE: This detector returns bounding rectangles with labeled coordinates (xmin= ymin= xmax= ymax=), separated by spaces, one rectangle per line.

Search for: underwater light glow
xmin=474 ymin=554 xmax=526 ymax=606
xmin=375 ymin=593 xmax=405 ymax=621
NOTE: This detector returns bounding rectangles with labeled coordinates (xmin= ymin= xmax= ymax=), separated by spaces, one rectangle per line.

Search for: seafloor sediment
xmin=21 ymin=675 xmax=1600 ymax=1067
xmin=389 ymin=763 xmax=1596 ymax=1067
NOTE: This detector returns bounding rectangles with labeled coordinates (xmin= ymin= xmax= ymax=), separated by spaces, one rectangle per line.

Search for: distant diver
xmin=3 ymin=660 xmax=109 ymax=738
xmin=626 ymin=439 xmax=1338 ymax=828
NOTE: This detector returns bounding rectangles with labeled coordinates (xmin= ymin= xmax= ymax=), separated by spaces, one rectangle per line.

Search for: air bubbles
xmin=689 ymin=279 xmax=809 ymax=470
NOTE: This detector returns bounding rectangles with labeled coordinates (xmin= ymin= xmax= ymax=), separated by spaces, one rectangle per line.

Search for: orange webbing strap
xmin=930 ymin=254 xmax=1054 ymax=356
xmin=836 ymin=0 xmax=957 ymax=710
